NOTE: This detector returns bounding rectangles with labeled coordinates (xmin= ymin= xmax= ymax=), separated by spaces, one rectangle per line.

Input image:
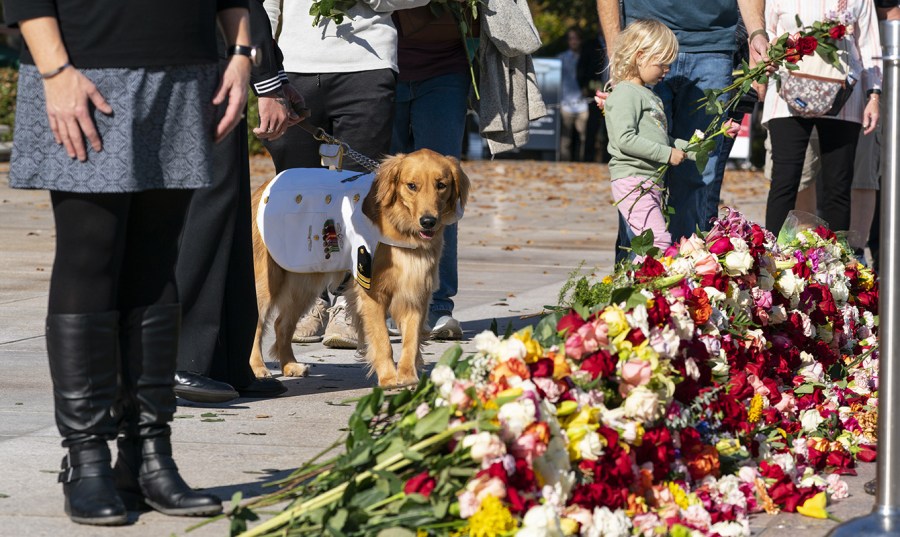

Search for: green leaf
xmin=402 ymin=449 xmax=425 ymax=461
xmin=438 ymin=345 xmax=463 ymax=368
xmin=327 ymin=508 xmax=349 ymax=533
xmin=413 ymin=406 xmax=451 ymax=439
xmin=346 ymin=445 xmax=372 ymax=467
xmin=695 ymin=150 xmax=709 ymax=174
xmin=489 ymin=317 xmax=499 ymax=335
xmin=534 ymin=310 xmax=563 ymax=347
xmin=630 ymin=229 xmax=654 ymax=256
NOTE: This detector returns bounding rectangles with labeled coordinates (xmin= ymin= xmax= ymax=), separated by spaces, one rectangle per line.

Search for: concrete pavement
xmin=0 ymin=158 xmax=878 ymax=536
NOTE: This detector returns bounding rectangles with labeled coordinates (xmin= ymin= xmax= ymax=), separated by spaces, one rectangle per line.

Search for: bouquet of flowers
xmin=208 ymin=208 xmax=878 ymax=537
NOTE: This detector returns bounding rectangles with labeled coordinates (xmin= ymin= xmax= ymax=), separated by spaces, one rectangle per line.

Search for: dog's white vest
xmin=256 ymin=168 xmax=416 ymax=287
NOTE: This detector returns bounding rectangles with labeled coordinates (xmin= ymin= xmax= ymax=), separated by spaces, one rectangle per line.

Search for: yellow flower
xmin=467 ymin=495 xmax=518 ymax=537
xmin=715 ymin=438 xmax=743 ymax=457
xmin=667 ymin=482 xmax=692 ymax=509
xmin=796 ymin=492 xmax=829 ymax=519
xmin=858 ymin=267 xmax=875 ymax=291
xmin=557 ymin=400 xmax=579 ymax=417
xmin=748 ymin=394 xmax=764 ymax=424
xmin=601 ymin=305 xmax=629 ymax=337
xmin=560 ymin=517 xmax=580 ymax=536
xmin=513 ymin=327 xmax=544 ymax=364
xmin=602 ymin=275 xmax=613 ymax=285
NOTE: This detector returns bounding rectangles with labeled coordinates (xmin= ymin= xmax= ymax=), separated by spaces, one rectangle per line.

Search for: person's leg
xmin=766 ymin=117 xmax=815 ymax=233
xmin=583 ymin=105 xmax=601 ymax=163
xmin=815 ymin=119 xmax=861 ymax=234
xmin=391 ymin=80 xmax=415 ymax=154
xmin=114 ymin=189 xmax=222 ymax=516
xmin=848 ymin=123 xmax=880 ymax=255
xmin=406 ymin=72 xmax=469 ymax=339
xmin=47 ymin=191 xmax=131 ymax=526
xmin=659 ymin=52 xmax=734 ymax=242
xmin=612 ymin=176 xmax=672 ymax=251
xmin=559 ymin=110 xmax=575 ymax=161
xmin=574 ymin=109 xmax=589 ymax=162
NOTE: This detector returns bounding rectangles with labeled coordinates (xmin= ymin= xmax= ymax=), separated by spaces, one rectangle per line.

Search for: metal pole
xmin=828 ymin=18 xmax=900 ymax=536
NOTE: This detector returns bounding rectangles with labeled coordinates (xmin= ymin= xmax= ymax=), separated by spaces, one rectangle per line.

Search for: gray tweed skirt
xmin=10 ymin=63 xmax=218 ymax=193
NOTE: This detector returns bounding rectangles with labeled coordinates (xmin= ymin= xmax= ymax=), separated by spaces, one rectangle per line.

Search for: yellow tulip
xmin=796 ymin=492 xmax=829 ymax=519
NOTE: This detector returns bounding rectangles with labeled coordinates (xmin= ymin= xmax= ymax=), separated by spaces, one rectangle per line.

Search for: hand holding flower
xmin=668 ymin=148 xmax=686 ymax=166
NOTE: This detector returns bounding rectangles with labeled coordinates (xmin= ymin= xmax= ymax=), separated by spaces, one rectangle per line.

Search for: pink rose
xmin=747 ymin=374 xmax=770 ymax=396
xmin=449 ymin=380 xmax=474 ymax=408
xmin=619 ymin=359 xmax=653 ymax=397
xmin=565 ymin=332 xmax=587 ymax=360
xmin=775 ymin=391 xmax=796 ymax=413
xmin=693 ymin=254 xmax=720 ymax=276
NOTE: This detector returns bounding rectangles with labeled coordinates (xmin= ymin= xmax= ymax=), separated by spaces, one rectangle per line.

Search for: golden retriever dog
xmin=249 ymin=149 xmax=470 ymax=387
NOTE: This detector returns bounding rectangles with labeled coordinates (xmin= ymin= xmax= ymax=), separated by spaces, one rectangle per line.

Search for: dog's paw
xmin=396 ymin=370 xmax=419 ymax=388
xmin=252 ymin=367 xmax=273 ymax=379
xmin=377 ymin=371 xmax=399 ymax=387
xmin=283 ymin=362 xmax=310 ymax=377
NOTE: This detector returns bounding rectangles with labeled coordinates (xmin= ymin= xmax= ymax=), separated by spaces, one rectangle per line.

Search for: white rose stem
xmin=829 ymin=18 xmax=900 ymax=536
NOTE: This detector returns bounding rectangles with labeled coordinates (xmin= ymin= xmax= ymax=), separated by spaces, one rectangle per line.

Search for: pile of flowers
xmin=213 ymin=208 xmax=878 ymax=537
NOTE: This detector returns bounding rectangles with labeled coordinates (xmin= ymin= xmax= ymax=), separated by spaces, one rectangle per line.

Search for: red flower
xmin=635 ymin=256 xmax=666 ymax=282
xmin=580 ymin=349 xmax=617 ymax=379
xmin=557 ymin=310 xmax=586 ymax=336
xmin=635 ymin=426 xmax=674 ymax=481
xmin=528 ymin=358 xmax=554 ymax=378
xmin=403 ymin=471 xmax=436 ymax=497
xmin=814 ymin=225 xmax=836 ymax=241
xmin=646 ymin=292 xmax=671 ymax=327
xmin=858 ymin=444 xmax=877 ymax=463
xmin=708 ymin=236 xmax=734 ymax=255
xmin=785 ymin=47 xmax=802 ymax=64
xmin=830 ymin=24 xmax=846 ymax=40
xmin=797 ymin=36 xmax=818 ymax=56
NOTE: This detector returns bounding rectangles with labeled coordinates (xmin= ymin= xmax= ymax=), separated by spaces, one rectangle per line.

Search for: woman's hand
xmin=43 ymin=67 xmax=113 ymax=161
xmin=212 ymin=54 xmax=252 ymax=143
xmin=863 ymin=95 xmax=880 ymax=135
xmin=669 ymin=147 xmax=686 ymax=166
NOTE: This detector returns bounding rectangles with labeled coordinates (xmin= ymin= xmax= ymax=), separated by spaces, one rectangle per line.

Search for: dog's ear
xmin=442 ymin=156 xmax=470 ymax=224
xmin=374 ymin=153 xmax=404 ymax=208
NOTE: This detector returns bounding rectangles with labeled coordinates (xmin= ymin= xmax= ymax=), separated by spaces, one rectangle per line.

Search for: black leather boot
xmin=47 ymin=312 xmax=128 ymax=526
xmin=114 ymin=304 xmax=222 ymax=516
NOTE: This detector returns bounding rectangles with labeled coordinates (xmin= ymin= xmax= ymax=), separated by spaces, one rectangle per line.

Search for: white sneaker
xmin=322 ymin=296 xmax=359 ymax=349
xmin=429 ymin=312 xmax=462 ymax=340
xmin=292 ymin=297 xmax=329 ymax=343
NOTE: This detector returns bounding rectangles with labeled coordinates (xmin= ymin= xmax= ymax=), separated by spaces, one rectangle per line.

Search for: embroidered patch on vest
xmin=356 ymin=245 xmax=372 ymax=290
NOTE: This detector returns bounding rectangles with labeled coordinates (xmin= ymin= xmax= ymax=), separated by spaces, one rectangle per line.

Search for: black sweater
xmin=5 ymin=0 xmax=248 ymax=68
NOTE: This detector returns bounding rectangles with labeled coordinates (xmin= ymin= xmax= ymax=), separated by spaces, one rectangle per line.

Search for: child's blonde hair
xmin=610 ymin=19 xmax=679 ymax=85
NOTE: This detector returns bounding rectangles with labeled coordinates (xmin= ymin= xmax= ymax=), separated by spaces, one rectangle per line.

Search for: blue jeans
xmin=654 ymin=52 xmax=734 ymax=242
xmin=391 ymin=72 xmax=470 ymax=315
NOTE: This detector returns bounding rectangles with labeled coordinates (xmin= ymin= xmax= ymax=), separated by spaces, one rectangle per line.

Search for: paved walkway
xmin=0 ymin=158 xmax=876 ymax=535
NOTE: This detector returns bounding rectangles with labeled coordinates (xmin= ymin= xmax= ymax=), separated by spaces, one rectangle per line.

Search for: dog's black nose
xmin=420 ymin=215 xmax=437 ymax=229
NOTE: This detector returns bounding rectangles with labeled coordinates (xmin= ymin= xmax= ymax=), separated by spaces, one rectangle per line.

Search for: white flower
xmin=473 ymin=330 xmax=501 ymax=355
xmin=769 ymin=304 xmax=787 ymax=324
xmin=827 ymin=473 xmax=850 ymax=499
xmin=692 ymin=129 xmax=706 ymax=141
xmin=462 ymin=431 xmax=507 ymax=463
xmin=622 ymin=386 xmax=662 ymax=422
xmin=669 ymin=302 xmax=695 ymax=339
xmin=627 ymin=304 xmax=650 ymax=336
xmin=498 ymin=337 xmax=528 ymax=362
xmin=584 ymin=507 xmax=632 ymax=537
xmin=800 ymin=408 xmax=826 ymax=434
xmin=681 ymin=504 xmax=712 ymax=531
xmin=415 ymin=402 xmax=431 ymax=419
xmin=772 ymin=452 xmax=797 ymax=476
xmin=831 ymin=280 xmax=850 ymax=303
xmin=533 ymin=436 xmax=572 ymax=489
xmin=709 ymin=520 xmax=750 ymax=537
xmin=776 ymin=270 xmax=803 ymax=298
xmin=714 ymin=475 xmax=747 ymax=509
xmin=729 ymin=236 xmax=749 ymax=252
xmin=578 ymin=431 xmax=605 ymax=461
xmin=684 ymin=357 xmax=700 ymax=381
xmin=649 ymin=326 xmax=681 ymax=358
xmin=517 ymin=504 xmax=564 ymax=537
xmin=498 ymin=398 xmax=536 ymax=439
xmin=738 ymin=465 xmax=758 ymax=483
xmin=430 ymin=364 xmax=455 ymax=387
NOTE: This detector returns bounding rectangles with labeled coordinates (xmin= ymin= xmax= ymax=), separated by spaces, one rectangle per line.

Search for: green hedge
xmin=0 ymin=67 xmax=17 ymax=142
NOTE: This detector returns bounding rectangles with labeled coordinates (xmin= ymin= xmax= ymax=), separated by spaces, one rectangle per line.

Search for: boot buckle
xmin=59 ymin=454 xmax=74 ymax=483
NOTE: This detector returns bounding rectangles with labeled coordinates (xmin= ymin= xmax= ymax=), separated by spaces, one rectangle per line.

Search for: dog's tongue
xmin=419 ymin=230 xmax=435 ymax=240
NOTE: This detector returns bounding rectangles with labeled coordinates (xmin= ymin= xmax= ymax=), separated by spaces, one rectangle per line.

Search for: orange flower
xmin=489 ymin=358 xmax=530 ymax=389
xmin=687 ymin=288 xmax=712 ymax=324
xmin=524 ymin=422 xmax=551 ymax=444
xmin=550 ymin=350 xmax=572 ymax=379
xmin=686 ymin=444 xmax=721 ymax=480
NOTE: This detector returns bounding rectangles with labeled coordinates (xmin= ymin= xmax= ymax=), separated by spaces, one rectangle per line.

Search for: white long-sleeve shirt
xmin=263 ymin=0 xmax=429 ymax=74
xmin=762 ymin=0 xmax=883 ymax=126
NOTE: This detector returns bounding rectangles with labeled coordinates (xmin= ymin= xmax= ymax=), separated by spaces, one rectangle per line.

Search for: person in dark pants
xmin=5 ymin=0 xmax=250 ymax=526
xmin=577 ymin=31 xmax=610 ymax=163
xmin=173 ymin=0 xmax=306 ymax=404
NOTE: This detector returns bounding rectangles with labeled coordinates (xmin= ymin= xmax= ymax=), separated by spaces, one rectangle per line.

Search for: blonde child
xmin=605 ymin=20 xmax=688 ymax=253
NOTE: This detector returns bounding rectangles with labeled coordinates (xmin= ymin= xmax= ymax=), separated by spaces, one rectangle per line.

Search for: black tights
xmin=48 ymin=190 xmax=193 ymax=315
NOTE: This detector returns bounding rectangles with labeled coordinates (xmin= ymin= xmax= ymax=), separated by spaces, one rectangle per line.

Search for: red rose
xmin=528 ymin=358 xmax=554 ymax=378
xmin=635 ymin=256 xmax=666 ymax=282
xmin=858 ymin=444 xmax=877 ymax=463
xmin=797 ymin=36 xmax=818 ymax=56
xmin=814 ymin=225 xmax=836 ymax=241
xmin=826 ymin=450 xmax=856 ymax=475
xmin=728 ymin=371 xmax=754 ymax=400
xmin=708 ymin=236 xmax=734 ymax=255
xmin=580 ymin=349 xmax=617 ymax=379
xmin=403 ymin=471 xmax=436 ymax=497
xmin=635 ymin=426 xmax=674 ymax=481
xmin=830 ymin=24 xmax=846 ymax=40
xmin=646 ymin=292 xmax=672 ymax=327
xmin=557 ymin=310 xmax=586 ymax=336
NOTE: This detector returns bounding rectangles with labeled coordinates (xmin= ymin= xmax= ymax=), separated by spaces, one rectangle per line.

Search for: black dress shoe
xmin=865 ymin=478 xmax=876 ymax=495
xmin=236 ymin=377 xmax=287 ymax=398
xmin=174 ymin=371 xmax=239 ymax=403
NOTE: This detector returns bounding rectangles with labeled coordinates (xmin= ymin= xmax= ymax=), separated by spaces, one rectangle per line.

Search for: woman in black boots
xmin=5 ymin=0 xmax=251 ymax=526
